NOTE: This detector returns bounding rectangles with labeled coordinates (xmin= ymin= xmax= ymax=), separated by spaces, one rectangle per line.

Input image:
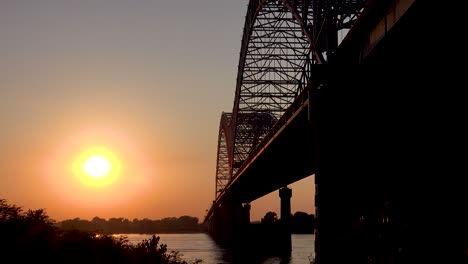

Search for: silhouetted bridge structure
xmin=204 ymin=1 xmax=461 ymax=263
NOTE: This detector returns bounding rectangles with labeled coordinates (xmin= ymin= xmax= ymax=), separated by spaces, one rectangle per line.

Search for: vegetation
xmin=0 ymin=199 xmax=202 ymax=264
xmin=58 ymin=216 xmax=206 ymax=234
xmin=58 ymin=211 xmax=313 ymax=235
xmin=261 ymin=211 xmax=315 ymax=234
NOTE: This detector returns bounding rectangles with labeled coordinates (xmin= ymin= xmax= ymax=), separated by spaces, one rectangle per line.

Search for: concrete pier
xmin=279 ymin=187 xmax=292 ymax=255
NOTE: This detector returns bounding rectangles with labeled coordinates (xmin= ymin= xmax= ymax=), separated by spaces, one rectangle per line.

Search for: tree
xmin=291 ymin=211 xmax=314 ymax=234
xmin=261 ymin=211 xmax=278 ymax=224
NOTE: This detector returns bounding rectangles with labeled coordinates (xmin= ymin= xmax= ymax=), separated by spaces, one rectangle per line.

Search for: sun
xmin=73 ymin=147 xmax=121 ymax=187
xmin=83 ymin=155 xmax=111 ymax=178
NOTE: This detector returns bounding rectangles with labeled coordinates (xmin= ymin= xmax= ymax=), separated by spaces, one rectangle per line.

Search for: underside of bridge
xmin=314 ymin=2 xmax=464 ymax=263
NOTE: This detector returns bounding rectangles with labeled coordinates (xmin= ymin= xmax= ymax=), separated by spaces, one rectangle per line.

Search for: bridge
xmin=204 ymin=1 xmax=461 ymax=263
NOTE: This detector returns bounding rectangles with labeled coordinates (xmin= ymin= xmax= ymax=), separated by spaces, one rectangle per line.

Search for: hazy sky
xmin=0 ymin=0 xmax=315 ymax=222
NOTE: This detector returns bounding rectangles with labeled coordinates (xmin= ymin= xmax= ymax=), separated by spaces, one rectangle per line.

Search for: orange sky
xmin=0 ymin=0 xmax=315 ymax=222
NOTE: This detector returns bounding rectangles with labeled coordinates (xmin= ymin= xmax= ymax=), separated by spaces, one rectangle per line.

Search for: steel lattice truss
xmin=215 ymin=113 xmax=232 ymax=197
xmin=214 ymin=0 xmax=367 ymax=200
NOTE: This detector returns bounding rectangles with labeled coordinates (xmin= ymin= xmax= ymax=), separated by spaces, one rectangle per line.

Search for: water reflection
xmin=121 ymin=233 xmax=314 ymax=264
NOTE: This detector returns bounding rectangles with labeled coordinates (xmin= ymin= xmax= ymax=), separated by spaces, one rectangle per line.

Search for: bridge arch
xmin=227 ymin=0 xmax=366 ymax=188
xmin=214 ymin=112 xmax=233 ymax=197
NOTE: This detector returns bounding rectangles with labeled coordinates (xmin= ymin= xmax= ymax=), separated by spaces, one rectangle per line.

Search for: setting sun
xmin=73 ymin=147 xmax=121 ymax=187
xmin=83 ymin=155 xmax=111 ymax=178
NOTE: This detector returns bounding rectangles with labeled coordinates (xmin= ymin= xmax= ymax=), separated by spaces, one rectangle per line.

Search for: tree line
xmin=260 ymin=211 xmax=315 ymax=234
xmin=57 ymin=216 xmax=205 ymax=234
xmin=0 ymin=198 xmax=201 ymax=264
xmin=57 ymin=211 xmax=314 ymax=234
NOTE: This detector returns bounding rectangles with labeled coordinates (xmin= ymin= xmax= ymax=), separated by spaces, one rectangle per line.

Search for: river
xmin=115 ymin=233 xmax=314 ymax=264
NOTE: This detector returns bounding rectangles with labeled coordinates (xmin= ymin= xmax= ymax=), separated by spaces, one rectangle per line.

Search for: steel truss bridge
xmin=203 ymin=1 xmax=462 ymax=263
xmin=213 ymin=0 xmax=368 ymax=207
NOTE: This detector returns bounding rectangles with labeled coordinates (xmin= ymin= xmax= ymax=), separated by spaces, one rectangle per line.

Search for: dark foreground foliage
xmin=0 ymin=199 xmax=202 ymax=264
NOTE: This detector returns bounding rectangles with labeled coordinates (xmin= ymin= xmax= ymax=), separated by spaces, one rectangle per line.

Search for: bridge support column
xmin=279 ymin=187 xmax=292 ymax=255
xmin=242 ymin=203 xmax=251 ymax=224
xmin=209 ymin=199 xmax=250 ymax=249
xmin=311 ymin=60 xmax=457 ymax=263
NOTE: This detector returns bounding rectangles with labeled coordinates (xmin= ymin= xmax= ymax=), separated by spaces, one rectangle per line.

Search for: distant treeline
xmin=57 ymin=211 xmax=315 ymax=234
xmin=259 ymin=211 xmax=315 ymax=234
xmin=57 ymin=216 xmax=206 ymax=234
xmin=291 ymin=211 xmax=315 ymax=234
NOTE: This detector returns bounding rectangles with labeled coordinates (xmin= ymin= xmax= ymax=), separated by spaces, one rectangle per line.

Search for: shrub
xmin=0 ymin=199 xmax=202 ymax=264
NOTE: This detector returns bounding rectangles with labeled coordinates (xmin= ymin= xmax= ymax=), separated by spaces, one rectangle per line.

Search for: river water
xmin=116 ymin=233 xmax=314 ymax=264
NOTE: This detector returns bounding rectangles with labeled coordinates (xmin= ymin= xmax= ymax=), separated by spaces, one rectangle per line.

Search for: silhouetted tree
xmin=92 ymin=216 xmax=107 ymax=232
xmin=261 ymin=211 xmax=278 ymax=224
xmin=291 ymin=211 xmax=314 ymax=234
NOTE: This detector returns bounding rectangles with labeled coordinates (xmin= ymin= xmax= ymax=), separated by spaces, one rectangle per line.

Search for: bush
xmin=0 ymin=199 xmax=202 ymax=264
